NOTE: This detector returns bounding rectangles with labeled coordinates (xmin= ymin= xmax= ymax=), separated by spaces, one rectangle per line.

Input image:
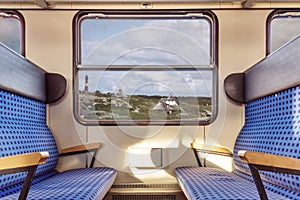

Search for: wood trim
xmin=191 ymin=142 xmax=233 ymax=156
xmin=0 ymin=152 xmax=48 ymax=200
xmin=60 ymin=142 xmax=102 ymax=155
xmin=238 ymin=150 xmax=300 ymax=171
xmin=59 ymin=142 xmax=102 ymax=168
xmin=238 ymin=150 xmax=300 ymax=200
xmin=0 ymin=152 xmax=49 ymax=171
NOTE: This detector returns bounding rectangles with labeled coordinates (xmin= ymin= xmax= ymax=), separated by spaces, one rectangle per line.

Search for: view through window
xmin=268 ymin=11 xmax=300 ymax=54
xmin=75 ymin=12 xmax=217 ymax=125
xmin=0 ymin=11 xmax=23 ymax=54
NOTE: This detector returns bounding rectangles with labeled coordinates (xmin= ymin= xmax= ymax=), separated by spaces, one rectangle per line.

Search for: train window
xmin=267 ymin=10 xmax=300 ymax=54
xmin=0 ymin=11 xmax=24 ymax=55
xmin=74 ymin=11 xmax=218 ymax=126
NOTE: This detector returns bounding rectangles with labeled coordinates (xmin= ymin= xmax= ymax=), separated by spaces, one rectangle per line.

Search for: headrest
xmin=224 ymin=73 xmax=245 ymax=103
xmin=225 ymin=35 xmax=300 ymax=103
xmin=0 ymin=43 xmax=67 ymax=103
xmin=46 ymin=73 xmax=67 ymax=103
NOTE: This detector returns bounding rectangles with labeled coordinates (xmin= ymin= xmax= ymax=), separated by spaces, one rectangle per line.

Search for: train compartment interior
xmin=0 ymin=1 xmax=300 ymax=199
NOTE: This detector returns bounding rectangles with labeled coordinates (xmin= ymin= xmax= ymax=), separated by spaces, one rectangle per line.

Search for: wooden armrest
xmin=59 ymin=142 xmax=102 ymax=168
xmin=191 ymin=142 xmax=233 ymax=156
xmin=238 ymin=150 xmax=300 ymax=200
xmin=0 ymin=152 xmax=49 ymax=171
xmin=60 ymin=142 xmax=102 ymax=155
xmin=0 ymin=152 xmax=49 ymax=200
xmin=238 ymin=150 xmax=300 ymax=172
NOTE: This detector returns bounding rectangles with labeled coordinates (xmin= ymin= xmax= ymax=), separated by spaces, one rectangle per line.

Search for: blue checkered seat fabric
xmin=175 ymin=85 xmax=300 ymax=200
xmin=232 ymin=86 xmax=300 ymax=199
xmin=175 ymin=167 xmax=289 ymax=200
xmin=1 ymin=168 xmax=116 ymax=200
xmin=0 ymin=90 xmax=116 ymax=199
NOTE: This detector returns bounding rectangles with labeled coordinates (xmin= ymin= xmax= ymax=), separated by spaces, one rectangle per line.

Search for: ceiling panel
xmin=2 ymin=0 xmax=300 ymax=2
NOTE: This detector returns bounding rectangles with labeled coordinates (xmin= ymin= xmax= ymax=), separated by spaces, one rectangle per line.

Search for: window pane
xmin=75 ymin=12 xmax=217 ymax=125
xmin=0 ymin=15 xmax=21 ymax=54
xmin=270 ymin=16 xmax=300 ymax=53
xmin=81 ymin=18 xmax=211 ymax=66
xmin=79 ymin=68 xmax=213 ymax=122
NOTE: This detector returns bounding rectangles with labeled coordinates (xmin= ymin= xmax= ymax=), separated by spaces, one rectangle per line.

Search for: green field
xmin=79 ymin=92 xmax=212 ymax=121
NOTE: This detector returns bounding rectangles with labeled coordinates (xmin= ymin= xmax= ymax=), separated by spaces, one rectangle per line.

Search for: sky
xmin=80 ymin=18 xmax=211 ymax=65
xmin=79 ymin=17 xmax=214 ymax=97
xmin=78 ymin=16 xmax=300 ymax=97
xmin=79 ymin=69 xmax=214 ymax=97
xmin=270 ymin=17 xmax=300 ymax=52
xmin=0 ymin=18 xmax=21 ymax=54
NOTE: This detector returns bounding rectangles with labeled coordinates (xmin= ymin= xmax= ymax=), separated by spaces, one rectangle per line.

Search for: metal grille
xmin=104 ymin=183 xmax=186 ymax=200
xmin=112 ymin=195 xmax=176 ymax=200
xmin=112 ymin=183 xmax=180 ymax=189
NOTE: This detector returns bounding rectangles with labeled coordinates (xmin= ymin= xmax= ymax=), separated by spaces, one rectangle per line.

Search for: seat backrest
xmin=0 ymin=90 xmax=59 ymax=194
xmin=0 ymin=43 xmax=67 ymax=196
xmin=225 ymin=36 xmax=300 ymax=199
xmin=233 ymin=86 xmax=300 ymax=198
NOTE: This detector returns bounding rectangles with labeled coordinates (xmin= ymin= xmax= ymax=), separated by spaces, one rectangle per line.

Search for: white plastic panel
xmin=129 ymin=148 xmax=162 ymax=168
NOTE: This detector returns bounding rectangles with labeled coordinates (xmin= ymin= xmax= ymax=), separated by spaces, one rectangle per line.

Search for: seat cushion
xmin=2 ymin=167 xmax=117 ymax=200
xmin=175 ymin=166 xmax=289 ymax=200
xmin=233 ymin=170 xmax=300 ymax=200
xmin=0 ymin=170 xmax=59 ymax=198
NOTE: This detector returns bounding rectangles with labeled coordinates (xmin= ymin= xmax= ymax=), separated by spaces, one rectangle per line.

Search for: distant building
xmin=152 ymin=94 xmax=180 ymax=114
xmin=115 ymin=89 xmax=127 ymax=98
xmin=84 ymin=75 xmax=88 ymax=93
xmin=203 ymin=109 xmax=212 ymax=117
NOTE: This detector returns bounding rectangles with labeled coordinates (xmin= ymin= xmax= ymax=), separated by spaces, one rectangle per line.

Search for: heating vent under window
xmin=112 ymin=183 xmax=180 ymax=189
xmin=112 ymin=195 xmax=176 ymax=200
xmin=104 ymin=183 xmax=186 ymax=200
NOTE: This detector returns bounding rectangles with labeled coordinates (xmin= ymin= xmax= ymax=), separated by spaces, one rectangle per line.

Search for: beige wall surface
xmin=20 ymin=8 xmax=271 ymax=183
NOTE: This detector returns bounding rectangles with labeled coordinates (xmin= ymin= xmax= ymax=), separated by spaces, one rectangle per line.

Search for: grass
xmin=79 ymin=92 xmax=212 ymax=121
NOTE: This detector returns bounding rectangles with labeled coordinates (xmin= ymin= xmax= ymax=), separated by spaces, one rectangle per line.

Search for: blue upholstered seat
xmin=232 ymin=86 xmax=300 ymax=199
xmin=0 ymin=90 xmax=116 ymax=199
xmin=175 ymin=85 xmax=300 ymax=200
xmin=175 ymin=167 xmax=288 ymax=200
xmin=2 ymin=168 xmax=116 ymax=200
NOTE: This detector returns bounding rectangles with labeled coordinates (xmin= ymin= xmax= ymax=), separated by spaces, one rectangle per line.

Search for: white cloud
xmin=0 ymin=19 xmax=20 ymax=53
xmin=271 ymin=18 xmax=300 ymax=52
xmin=79 ymin=70 xmax=213 ymax=97
xmin=82 ymin=19 xmax=211 ymax=66
xmin=79 ymin=18 xmax=214 ymax=97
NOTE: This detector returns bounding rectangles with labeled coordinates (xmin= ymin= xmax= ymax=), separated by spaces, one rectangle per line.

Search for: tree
xmin=95 ymin=90 xmax=101 ymax=96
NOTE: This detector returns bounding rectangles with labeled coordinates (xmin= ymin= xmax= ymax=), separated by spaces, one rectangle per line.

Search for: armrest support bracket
xmin=191 ymin=142 xmax=233 ymax=167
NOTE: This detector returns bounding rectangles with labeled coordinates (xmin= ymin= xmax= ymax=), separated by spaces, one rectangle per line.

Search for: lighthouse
xmin=84 ymin=75 xmax=89 ymax=93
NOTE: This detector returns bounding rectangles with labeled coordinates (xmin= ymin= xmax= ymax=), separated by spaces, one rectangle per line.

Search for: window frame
xmin=266 ymin=9 xmax=300 ymax=56
xmin=73 ymin=10 xmax=218 ymax=126
xmin=0 ymin=10 xmax=25 ymax=56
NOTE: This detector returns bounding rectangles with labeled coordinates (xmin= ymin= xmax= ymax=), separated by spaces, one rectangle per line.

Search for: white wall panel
xmin=22 ymin=8 xmax=271 ymax=181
